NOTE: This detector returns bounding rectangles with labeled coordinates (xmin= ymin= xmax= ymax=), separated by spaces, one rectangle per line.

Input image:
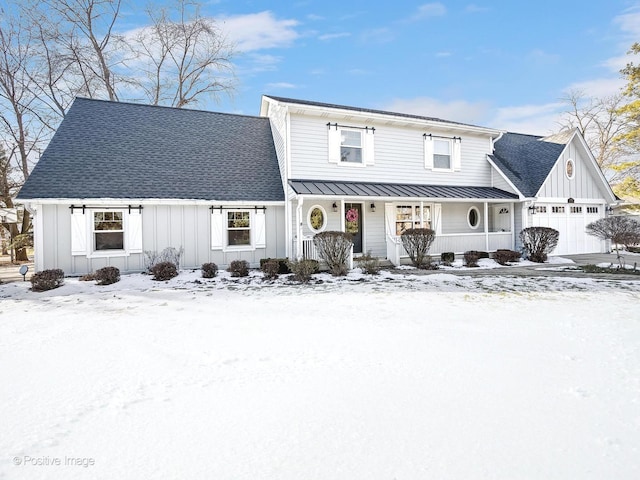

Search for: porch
xmin=289 ymin=179 xmax=520 ymax=267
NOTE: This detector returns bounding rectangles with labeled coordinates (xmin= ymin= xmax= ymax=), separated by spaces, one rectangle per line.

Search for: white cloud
xmin=464 ymin=4 xmax=489 ymax=13
xmin=528 ymin=49 xmax=560 ymax=65
xmin=220 ymin=11 xmax=299 ymax=52
xmin=265 ymin=82 xmax=297 ymax=89
xmin=435 ymin=51 xmax=451 ymax=58
xmin=565 ymin=77 xmax=625 ymax=98
xmin=490 ymin=102 xmax=565 ymax=135
xmin=383 ymin=97 xmax=491 ymax=125
xmin=360 ymin=28 xmax=395 ymax=44
xmin=307 ymin=14 xmax=324 ymax=21
xmin=318 ymin=32 xmax=351 ymax=41
xmin=613 ymin=8 xmax=640 ymax=37
xmin=411 ymin=3 xmax=447 ymax=20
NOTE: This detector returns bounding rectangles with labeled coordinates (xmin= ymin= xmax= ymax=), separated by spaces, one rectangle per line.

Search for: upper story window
xmin=424 ymin=134 xmax=461 ymax=171
xmin=327 ymin=123 xmax=375 ymax=166
xmin=433 ymin=139 xmax=451 ymax=169
xmin=340 ymin=130 xmax=363 ymax=163
xmin=566 ymin=158 xmax=575 ymax=179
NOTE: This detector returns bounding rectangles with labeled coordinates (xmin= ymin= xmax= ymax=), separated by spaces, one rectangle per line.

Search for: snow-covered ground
xmin=1 ymin=267 xmax=640 ymax=479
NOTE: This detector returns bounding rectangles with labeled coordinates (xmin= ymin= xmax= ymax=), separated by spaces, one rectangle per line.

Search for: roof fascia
xmin=533 ymin=129 xmax=617 ymax=203
xmin=486 ymin=155 xmax=526 ymax=199
xmin=264 ymin=96 xmax=500 ymax=136
xmin=15 ymin=198 xmax=286 ymax=206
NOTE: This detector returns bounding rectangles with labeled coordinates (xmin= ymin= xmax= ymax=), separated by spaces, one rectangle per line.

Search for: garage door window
xmin=587 ymin=207 xmax=599 ymax=214
xmin=571 ymin=206 xmax=582 ymax=214
xmin=552 ymin=206 xmax=565 ymax=213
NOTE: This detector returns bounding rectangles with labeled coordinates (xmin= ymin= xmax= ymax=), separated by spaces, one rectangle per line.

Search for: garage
xmin=531 ymin=203 xmax=604 ymax=255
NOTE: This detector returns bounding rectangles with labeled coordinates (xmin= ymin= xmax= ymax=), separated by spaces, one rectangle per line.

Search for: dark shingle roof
xmin=265 ymin=95 xmax=488 ymax=129
xmin=18 ymin=98 xmax=284 ymax=201
xmin=490 ymin=131 xmax=569 ymax=197
xmin=289 ymin=179 xmax=518 ymax=200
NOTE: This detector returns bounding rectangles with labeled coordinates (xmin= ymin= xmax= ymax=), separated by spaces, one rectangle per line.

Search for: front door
xmin=344 ymin=203 xmax=363 ymax=254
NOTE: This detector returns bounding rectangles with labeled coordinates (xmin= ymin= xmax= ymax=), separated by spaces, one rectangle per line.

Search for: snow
xmin=1 ymin=268 xmax=640 ymax=479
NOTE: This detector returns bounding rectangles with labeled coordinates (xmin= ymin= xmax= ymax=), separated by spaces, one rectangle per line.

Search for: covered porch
xmin=289 ymin=180 xmax=520 ymax=266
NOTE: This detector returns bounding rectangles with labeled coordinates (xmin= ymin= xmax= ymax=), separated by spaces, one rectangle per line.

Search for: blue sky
xmin=127 ymin=1 xmax=640 ymax=134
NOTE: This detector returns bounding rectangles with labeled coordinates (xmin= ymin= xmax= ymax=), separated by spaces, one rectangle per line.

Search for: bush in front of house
xmin=94 ymin=266 xmax=120 ymax=285
xmin=355 ymin=250 xmax=381 ymax=275
xmin=151 ymin=261 xmax=178 ymax=281
xmin=228 ymin=259 xmax=249 ymax=277
xmin=201 ymin=262 xmax=218 ymax=279
xmin=144 ymin=246 xmax=184 ymax=272
xmin=287 ymin=258 xmax=319 ymax=283
xmin=493 ymin=249 xmax=521 ymax=266
xmin=259 ymin=258 xmax=291 ymax=274
xmin=463 ymin=251 xmax=480 ymax=267
xmin=261 ymin=259 xmax=280 ymax=280
xmin=313 ymin=231 xmax=354 ymax=276
xmin=520 ymin=227 xmax=560 ymax=263
xmin=400 ymin=228 xmax=436 ymax=269
xmin=440 ymin=252 xmax=455 ymax=265
xmin=30 ymin=269 xmax=65 ymax=291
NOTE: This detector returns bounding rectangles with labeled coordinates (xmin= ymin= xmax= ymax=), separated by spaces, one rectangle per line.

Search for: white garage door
xmin=532 ymin=204 xmax=604 ymax=255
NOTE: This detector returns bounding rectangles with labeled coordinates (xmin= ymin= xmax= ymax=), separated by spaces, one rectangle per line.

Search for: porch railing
xmin=299 ymin=236 xmax=353 ymax=269
xmin=387 ymin=232 xmax=513 ymax=265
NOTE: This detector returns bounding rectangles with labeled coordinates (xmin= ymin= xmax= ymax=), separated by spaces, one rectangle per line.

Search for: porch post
xmin=296 ymin=196 xmax=304 ymax=259
xmin=510 ymin=202 xmax=515 ymax=250
xmin=484 ymin=201 xmax=489 ymax=251
xmin=340 ymin=199 xmax=345 ymax=232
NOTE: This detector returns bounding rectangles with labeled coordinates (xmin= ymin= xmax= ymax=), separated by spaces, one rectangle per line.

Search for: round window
xmin=566 ymin=159 xmax=575 ymax=179
xmin=308 ymin=206 xmax=327 ymax=233
xmin=468 ymin=206 xmax=480 ymax=229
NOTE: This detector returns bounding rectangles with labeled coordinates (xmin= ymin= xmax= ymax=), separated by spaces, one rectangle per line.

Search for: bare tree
xmin=586 ymin=216 xmax=640 ymax=267
xmin=558 ymin=90 xmax=634 ymax=184
xmin=0 ymin=20 xmax=47 ymax=261
xmin=129 ymin=0 xmax=235 ymax=107
xmin=37 ymin=0 xmax=125 ymax=101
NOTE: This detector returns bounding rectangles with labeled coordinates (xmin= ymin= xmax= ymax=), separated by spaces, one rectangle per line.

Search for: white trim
xmin=292 ymin=194 xmax=519 ymax=203
xmin=486 ymin=155 xmax=525 ymax=199
xmin=565 ymin=158 xmax=575 ymax=180
xmin=467 ymin=206 xmax=480 ymax=229
xmin=307 ymin=205 xmax=328 ymax=233
xmin=16 ymin=198 xmax=285 ymax=206
xmin=261 ymin=95 xmax=501 ymax=136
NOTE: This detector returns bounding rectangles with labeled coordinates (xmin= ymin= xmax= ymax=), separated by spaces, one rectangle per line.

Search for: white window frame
xmin=70 ymin=208 xmax=141 ymax=259
xmin=93 ymin=210 xmax=125 ymax=253
xmin=566 ymin=158 xmax=575 ymax=180
xmin=340 ymin=129 xmax=363 ymax=164
xmin=328 ymin=124 xmax=375 ymax=167
xmin=395 ymin=204 xmax=431 ymax=236
xmin=226 ymin=210 xmax=252 ymax=249
xmin=433 ymin=138 xmax=452 ymax=170
xmin=307 ymin=205 xmax=328 ymax=233
xmin=467 ymin=206 xmax=480 ymax=230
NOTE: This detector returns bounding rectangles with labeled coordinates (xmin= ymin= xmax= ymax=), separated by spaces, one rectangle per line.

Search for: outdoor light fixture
xmin=332 ymin=202 xmax=338 ymax=212
xmin=528 ymin=205 xmax=536 ymax=214
xmin=370 ymin=202 xmax=376 ymax=213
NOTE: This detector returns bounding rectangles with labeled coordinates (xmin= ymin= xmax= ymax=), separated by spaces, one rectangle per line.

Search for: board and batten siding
xmin=37 ymin=203 xmax=286 ymax=275
xmin=288 ymin=114 xmax=494 ymax=186
xmin=537 ymin=139 xmax=607 ymax=200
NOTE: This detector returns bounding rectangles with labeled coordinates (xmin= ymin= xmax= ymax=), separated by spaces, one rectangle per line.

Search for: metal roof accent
xmin=289 ymin=180 xmax=519 ymax=200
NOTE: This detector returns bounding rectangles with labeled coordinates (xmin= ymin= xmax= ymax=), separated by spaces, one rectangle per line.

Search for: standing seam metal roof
xmin=289 ymin=180 xmax=519 ymax=200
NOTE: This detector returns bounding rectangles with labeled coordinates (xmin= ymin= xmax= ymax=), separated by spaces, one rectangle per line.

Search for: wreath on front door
xmin=346 ymin=208 xmax=359 ymax=222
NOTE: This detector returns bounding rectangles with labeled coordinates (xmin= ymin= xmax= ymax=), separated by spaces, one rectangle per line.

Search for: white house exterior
xmin=260 ymin=96 xmax=617 ymax=265
xmin=17 ymin=95 xmax=617 ymax=274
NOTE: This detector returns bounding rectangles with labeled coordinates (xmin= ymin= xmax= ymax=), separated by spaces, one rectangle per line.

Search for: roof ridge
xmin=73 ymin=96 xmax=267 ymax=121
xmin=264 ymin=95 xmax=490 ymax=130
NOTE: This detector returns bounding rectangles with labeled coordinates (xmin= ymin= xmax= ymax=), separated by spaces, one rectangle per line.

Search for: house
xmin=17 ymin=96 xmax=617 ymax=274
